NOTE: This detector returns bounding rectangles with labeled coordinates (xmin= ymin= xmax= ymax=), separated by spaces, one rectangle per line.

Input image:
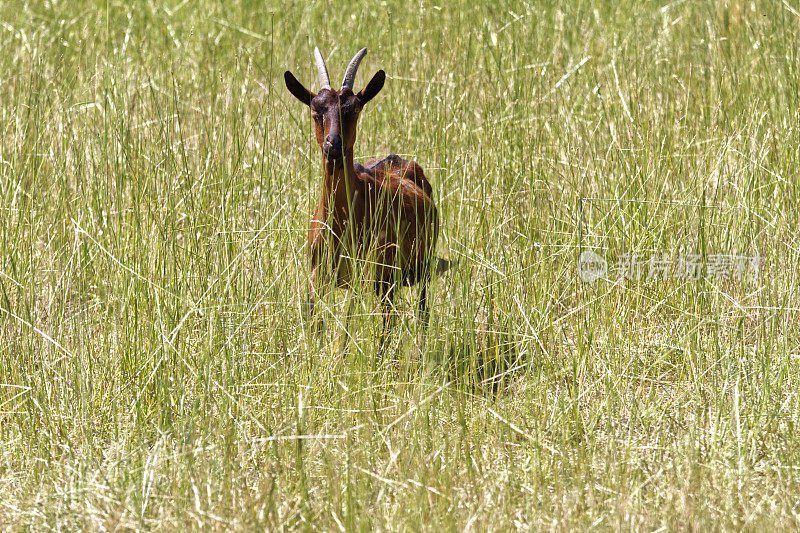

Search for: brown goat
xmin=284 ymin=47 xmax=439 ymax=348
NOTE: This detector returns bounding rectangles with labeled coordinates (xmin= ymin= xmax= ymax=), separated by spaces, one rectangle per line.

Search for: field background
xmin=1 ymin=0 xmax=799 ymax=529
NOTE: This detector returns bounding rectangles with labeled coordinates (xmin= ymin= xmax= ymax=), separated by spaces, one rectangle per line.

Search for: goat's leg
xmin=418 ymin=281 xmax=430 ymax=329
xmin=339 ymin=295 xmax=356 ymax=355
xmin=376 ymin=281 xmax=396 ymax=358
xmin=304 ymin=266 xmax=325 ymax=334
xmin=415 ymin=276 xmax=432 ymax=352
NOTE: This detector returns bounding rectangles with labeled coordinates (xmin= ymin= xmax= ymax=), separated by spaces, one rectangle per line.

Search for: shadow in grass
xmin=429 ymin=328 xmax=523 ymax=398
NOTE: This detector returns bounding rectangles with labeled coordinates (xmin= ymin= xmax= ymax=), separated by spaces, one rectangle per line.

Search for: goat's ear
xmin=284 ymin=71 xmax=314 ymax=106
xmin=358 ymin=70 xmax=385 ymax=105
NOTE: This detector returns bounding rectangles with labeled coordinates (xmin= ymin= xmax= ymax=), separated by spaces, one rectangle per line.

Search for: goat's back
xmin=356 ymin=154 xmax=438 ymax=287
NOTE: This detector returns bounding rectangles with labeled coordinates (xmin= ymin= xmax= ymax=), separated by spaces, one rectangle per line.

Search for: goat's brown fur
xmin=285 ymin=51 xmax=439 ymax=346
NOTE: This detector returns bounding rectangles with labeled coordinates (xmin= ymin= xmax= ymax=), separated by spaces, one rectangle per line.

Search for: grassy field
xmin=1 ymin=0 xmax=799 ymax=529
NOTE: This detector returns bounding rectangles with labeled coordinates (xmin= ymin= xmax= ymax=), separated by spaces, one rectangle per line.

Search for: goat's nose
xmin=324 ymin=133 xmax=342 ymax=148
xmin=323 ymin=133 xmax=343 ymax=157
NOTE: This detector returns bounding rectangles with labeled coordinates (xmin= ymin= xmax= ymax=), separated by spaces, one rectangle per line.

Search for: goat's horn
xmin=341 ymin=47 xmax=368 ymax=90
xmin=314 ymin=47 xmax=332 ymax=91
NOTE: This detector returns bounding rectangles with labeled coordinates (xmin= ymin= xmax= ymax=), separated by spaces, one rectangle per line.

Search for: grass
xmin=1 ymin=0 xmax=799 ymax=529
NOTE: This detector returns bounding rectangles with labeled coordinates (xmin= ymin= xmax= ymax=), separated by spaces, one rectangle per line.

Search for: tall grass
xmin=1 ymin=0 xmax=799 ymax=529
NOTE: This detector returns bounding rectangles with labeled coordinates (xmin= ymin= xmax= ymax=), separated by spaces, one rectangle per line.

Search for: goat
xmin=284 ymin=47 xmax=439 ymax=349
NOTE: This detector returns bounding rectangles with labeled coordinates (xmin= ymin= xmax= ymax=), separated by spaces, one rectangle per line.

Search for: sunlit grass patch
xmin=1 ymin=0 xmax=799 ymax=529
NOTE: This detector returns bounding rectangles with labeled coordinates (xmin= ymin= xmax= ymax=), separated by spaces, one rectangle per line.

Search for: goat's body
xmin=286 ymin=48 xmax=441 ymax=349
xmin=308 ymin=155 xmax=438 ymax=298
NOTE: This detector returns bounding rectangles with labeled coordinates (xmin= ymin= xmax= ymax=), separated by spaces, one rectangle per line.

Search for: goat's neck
xmin=321 ymin=149 xmax=359 ymax=223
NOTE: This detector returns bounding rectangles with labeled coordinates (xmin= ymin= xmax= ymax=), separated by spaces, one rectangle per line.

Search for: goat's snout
xmin=323 ymin=132 xmax=343 ymax=159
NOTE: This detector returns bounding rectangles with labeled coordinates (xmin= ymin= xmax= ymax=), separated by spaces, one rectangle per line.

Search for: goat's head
xmin=285 ymin=48 xmax=385 ymax=171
